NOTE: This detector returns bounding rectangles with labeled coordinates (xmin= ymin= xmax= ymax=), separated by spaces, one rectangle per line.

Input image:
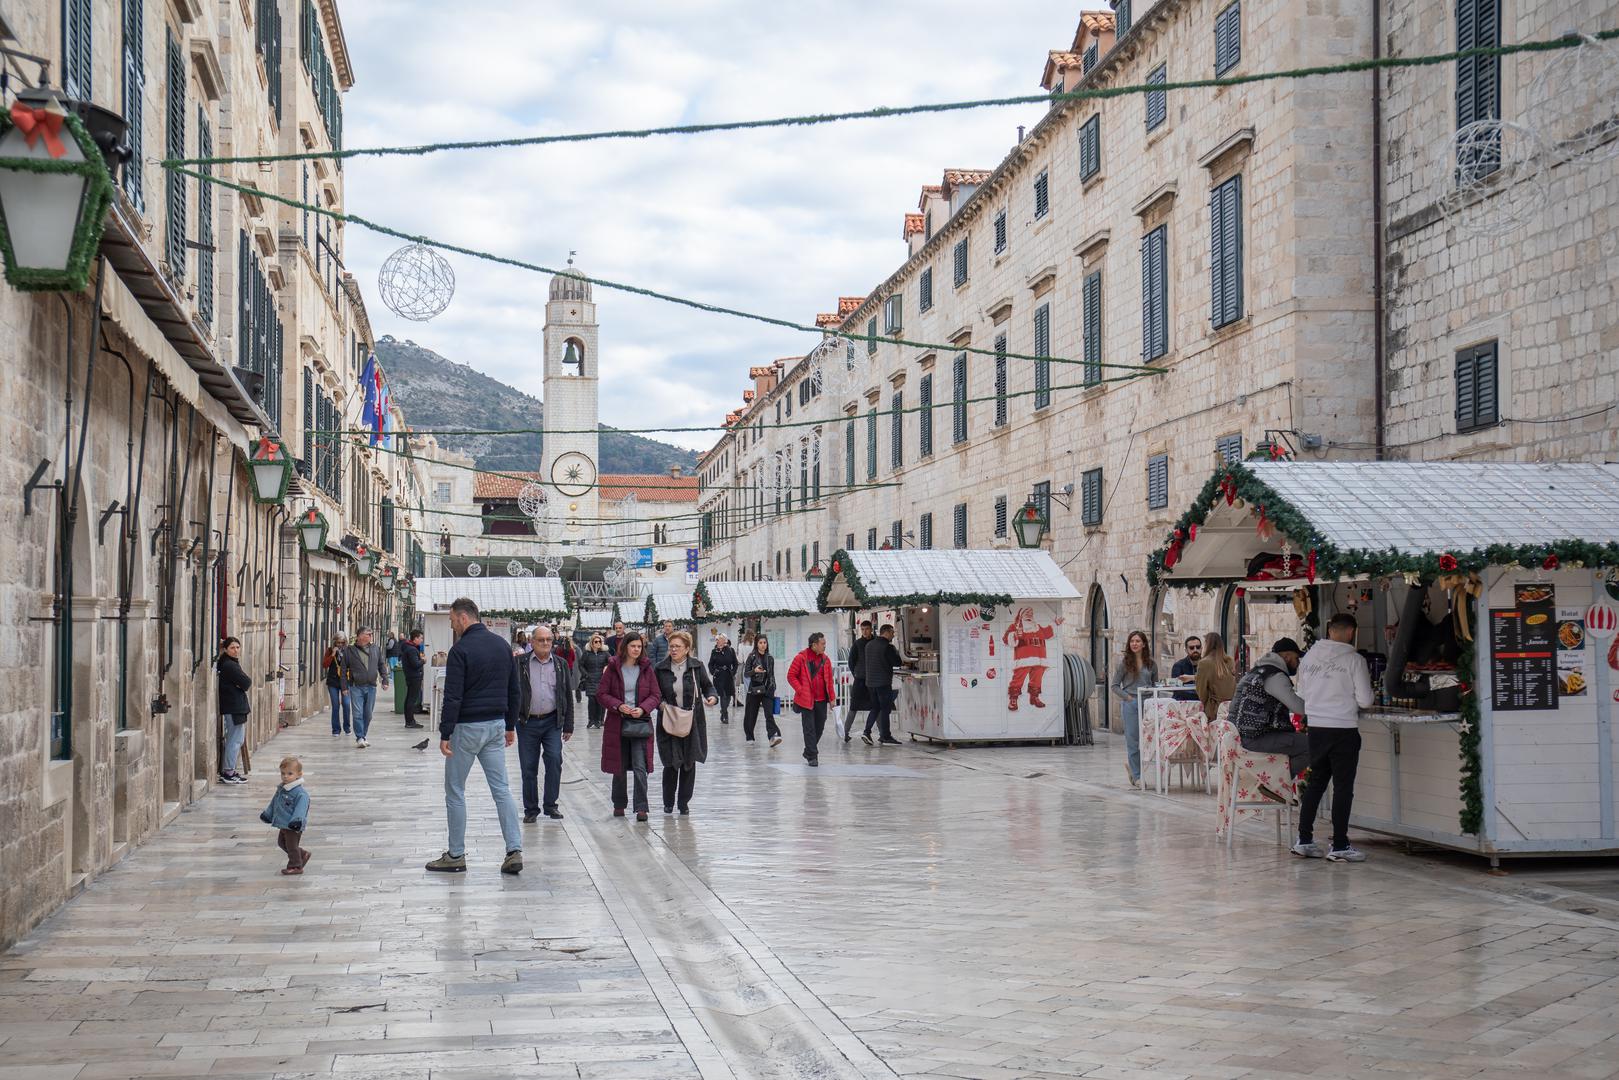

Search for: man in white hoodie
xmin=1292 ymin=613 xmax=1374 ymax=863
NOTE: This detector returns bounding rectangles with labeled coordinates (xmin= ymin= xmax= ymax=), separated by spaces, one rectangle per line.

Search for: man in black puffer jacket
xmin=427 ymin=598 xmax=524 ymax=876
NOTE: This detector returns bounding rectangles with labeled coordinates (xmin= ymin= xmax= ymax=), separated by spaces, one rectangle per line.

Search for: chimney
xmin=669 ymin=465 xmax=682 ymax=478
xmin=1017 ymin=125 xmax=1026 ymax=142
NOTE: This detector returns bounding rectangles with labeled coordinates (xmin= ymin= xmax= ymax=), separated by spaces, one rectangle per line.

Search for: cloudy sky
xmin=340 ymin=3 xmax=1086 ymax=452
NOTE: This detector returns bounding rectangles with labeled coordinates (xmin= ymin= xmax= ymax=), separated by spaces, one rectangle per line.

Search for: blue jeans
xmin=444 ymin=718 xmax=522 ymax=857
xmin=1121 ymin=699 xmax=1142 ymax=781
xmin=222 ymin=715 xmax=247 ymax=773
xmin=328 ymin=686 xmax=350 ymax=734
xmin=350 ymin=684 xmax=377 ymax=741
xmin=517 ymin=712 xmax=564 ymax=815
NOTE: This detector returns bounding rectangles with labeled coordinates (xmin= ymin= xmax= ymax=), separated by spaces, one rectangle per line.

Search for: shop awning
xmin=414 ymin=577 xmax=571 ymax=621
xmin=575 ymin=607 xmax=613 ymax=629
xmin=614 ymin=597 xmax=649 ymax=624
xmin=1150 ymin=461 xmax=1619 ymax=586
xmin=647 ymin=591 xmax=695 ymax=623
xmin=692 ymin=580 xmax=823 ymax=622
xmin=818 ymin=549 xmax=1081 ymax=610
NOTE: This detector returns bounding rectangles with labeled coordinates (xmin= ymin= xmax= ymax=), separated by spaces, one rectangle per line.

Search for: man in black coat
xmin=844 ymin=620 xmax=874 ymax=741
xmin=859 ymin=624 xmax=905 ymax=746
xmin=400 ymin=629 xmax=427 ymax=729
xmin=515 ymin=625 xmax=574 ymax=822
xmin=427 ymin=598 xmax=524 ymax=876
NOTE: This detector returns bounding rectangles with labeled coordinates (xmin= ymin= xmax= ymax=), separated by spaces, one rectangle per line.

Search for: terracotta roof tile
xmin=815 ymin=312 xmax=842 ymax=327
xmin=838 ymin=296 xmax=865 ymax=315
xmin=1043 ymin=50 xmax=1084 ymax=90
xmin=903 ymin=213 xmax=925 ymax=236
xmin=943 ymin=169 xmax=992 ymax=186
xmin=1073 ymin=11 xmax=1116 ymax=50
xmin=474 ymin=472 xmax=698 ymax=503
xmin=917 ymin=184 xmax=944 ymax=212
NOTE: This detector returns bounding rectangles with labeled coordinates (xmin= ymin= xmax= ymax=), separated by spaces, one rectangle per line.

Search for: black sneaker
xmin=522 ymin=812 xmax=540 ymax=824
xmin=861 ymin=733 xmax=874 ymax=746
xmin=404 ymin=720 xmax=425 ymax=729
xmin=880 ymin=737 xmax=903 ymax=746
xmin=543 ymin=808 xmax=564 ymax=820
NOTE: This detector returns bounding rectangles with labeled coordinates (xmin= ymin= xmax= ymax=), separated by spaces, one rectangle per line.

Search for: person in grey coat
xmin=341 ymin=627 xmax=389 ymax=748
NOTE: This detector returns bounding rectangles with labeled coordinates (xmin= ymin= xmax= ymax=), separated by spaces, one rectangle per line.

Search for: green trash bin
xmin=392 ymin=662 xmax=406 ymax=713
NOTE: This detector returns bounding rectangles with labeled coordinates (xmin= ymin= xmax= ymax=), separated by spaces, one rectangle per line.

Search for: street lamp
xmin=295 ymin=506 xmax=329 ymax=553
xmin=1012 ymin=498 xmax=1050 ymax=549
xmin=378 ymin=566 xmax=395 ymax=592
xmin=0 ymin=90 xmax=124 ymax=293
xmin=354 ymin=545 xmax=376 ymax=577
xmin=246 ymin=437 xmax=292 ymax=505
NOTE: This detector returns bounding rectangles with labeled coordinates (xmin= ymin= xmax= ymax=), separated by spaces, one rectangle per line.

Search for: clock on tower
xmin=540 ymin=262 xmax=601 ymax=530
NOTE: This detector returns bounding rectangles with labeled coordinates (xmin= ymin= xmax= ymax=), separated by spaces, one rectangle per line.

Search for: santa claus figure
xmin=1002 ymin=606 xmax=1055 ymax=710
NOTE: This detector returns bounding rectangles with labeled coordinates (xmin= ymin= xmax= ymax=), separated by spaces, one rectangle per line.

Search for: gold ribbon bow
xmin=1436 ymin=572 xmax=1483 ymax=642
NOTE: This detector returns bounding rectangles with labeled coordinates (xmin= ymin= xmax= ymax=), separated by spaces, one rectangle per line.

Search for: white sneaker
xmin=357 ymin=739 xmax=368 ymax=749
xmin=1291 ymin=841 xmax=1326 ymax=859
xmin=769 ymin=736 xmax=782 ymax=747
xmin=1326 ymin=846 xmax=1366 ymax=862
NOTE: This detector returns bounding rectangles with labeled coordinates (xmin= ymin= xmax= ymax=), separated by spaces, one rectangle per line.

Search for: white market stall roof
xmin=614 ymin=597 xmax=649 ymax=624
xmin=413 ymin=577 xmax=571 ymax=620
xmin=692 ymin=580 xmax=824 ymax=621
xmin=818 ymin=549 xmax=1081 ymax=610
xmin=575 ymin=607 xmax=613 ymax=629
xmin=647 ymin=592 xmax=694 ymax=623
xmin=1152 ymin=461 xmax=1619 ymax=585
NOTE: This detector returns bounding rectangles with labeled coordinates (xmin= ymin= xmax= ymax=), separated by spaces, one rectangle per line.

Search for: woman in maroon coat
xmin=595 ymin=632 xmax=662 ymax=820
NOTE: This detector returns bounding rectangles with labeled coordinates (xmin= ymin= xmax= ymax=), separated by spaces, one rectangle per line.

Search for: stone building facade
xmin=700 ymin=0 xmax=1380 ymax=708
xmin=0 ymin=0 xmax=425 ymax=950
xmin=1381 ymin=0 xmax=1619 ymax=462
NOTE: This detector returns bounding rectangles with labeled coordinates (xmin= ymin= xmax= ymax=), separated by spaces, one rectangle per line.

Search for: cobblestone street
xmin=4 ymin=705 xmax=1619 ymax=1080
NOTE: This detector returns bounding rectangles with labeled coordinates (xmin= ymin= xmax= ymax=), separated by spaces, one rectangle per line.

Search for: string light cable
xmin=164 ymin=31 xmax=1619 ymax=168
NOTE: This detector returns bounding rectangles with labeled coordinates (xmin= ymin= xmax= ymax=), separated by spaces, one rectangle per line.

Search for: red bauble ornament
xmin=1163 ymin=544 xmax=1180 ymax=570
xmin=1438 ymin=553 xmax=1458 ymax=572
xmin=1235 ymin=587 xmax=1247 ymax=598
xmin=1173 ymin=528 xmax=1185 ymax=541
xmin=1306 ymin=549 xmax=1317 ymax=584
xmin=1188 ymin=524 xmax=1198 ymax=542
xmin=1543 ymin=553 xmax=1560 ymax=571
xmin=831 ymin=560 xmax=840 ymax=574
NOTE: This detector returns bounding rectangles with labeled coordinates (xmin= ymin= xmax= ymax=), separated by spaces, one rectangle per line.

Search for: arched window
xmin=561 ymin=338 xmax=586 ymax=376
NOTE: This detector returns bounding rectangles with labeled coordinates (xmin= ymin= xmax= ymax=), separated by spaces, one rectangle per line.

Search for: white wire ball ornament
xmin=506 ymin=559 xmax=533 ymax=577
xmin=377 ymin=243 xmax=456 ymax=322
xmin=1522 ymin=33 xmax=1619 ymax=167
xmin=542 ymin=554 xmax=565 ymax=577
xmin=516 ymin=482 xmax=549 ymax=521
xmin=1437 ymin=119 xmax=1549 ymax=239
xmin=809 ymin=335 xmax=859 ymax=407
xmin=466 ymin=561 xmax=482 ymax=577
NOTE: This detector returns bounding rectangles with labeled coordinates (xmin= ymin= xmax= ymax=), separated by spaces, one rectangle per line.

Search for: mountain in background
xmin=374 ymin=336 xmax=699 ymax=475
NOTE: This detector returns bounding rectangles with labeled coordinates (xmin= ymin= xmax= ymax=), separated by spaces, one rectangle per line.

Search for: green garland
xmin=1147 ymin=462 xmax=1619 ymax=587
xmin=0 ymin=109 xmax=116 ymax=293
xmin=1456 ymin=614 xmax=1483 ymax=835
xmin=815 ymin=549 xmax=1017 ymax=612
xmin=481 ymin=607 xmax=572 ymax=624
xmin=690 ymin=580 xmax=823 ymax=623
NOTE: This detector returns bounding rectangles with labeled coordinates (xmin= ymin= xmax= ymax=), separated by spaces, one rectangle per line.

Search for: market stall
xmin=647 ymin=590 xmax=696 ymax=628
xmin=613 ymin=596 xmax=650 ymax=629
xmin=572 ymin=606 xmax=613 ymax=648
xmin=1150 ymin=461 xmax=1619 ymax=862
xmin=414 ymin=577 xmax=572 ymax=719
xmin=817 ymin=549 xmax=1081 ymax=744
xmin=691 ymin=580 xmax=841 ymax=663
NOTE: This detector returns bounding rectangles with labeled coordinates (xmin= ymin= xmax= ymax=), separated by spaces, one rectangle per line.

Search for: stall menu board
xmin=1490 ymin=583 xmax=1559 ymax=711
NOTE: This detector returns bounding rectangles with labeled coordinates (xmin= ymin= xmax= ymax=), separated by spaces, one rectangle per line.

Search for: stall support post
xmin=1476 ymin=576 xmax=1498 ymax=849
xmin=1593 ymin=571 xmax=1615 ymax=842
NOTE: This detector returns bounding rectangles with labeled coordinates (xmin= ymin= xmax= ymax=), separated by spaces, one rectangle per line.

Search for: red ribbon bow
xmin=252 ymin=436 xmax=282 ymax=460
xmin=9 ymin=102 xmax=68 ymax=159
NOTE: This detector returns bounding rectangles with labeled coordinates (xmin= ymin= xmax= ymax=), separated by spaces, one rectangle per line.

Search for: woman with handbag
xmin=787 ymin=632 xmax=837 ymax=766
xmin=740 ymin=635 xmax=780 ymax=746
xmin=596 ymin=632 xmax=661 ymax=821
xmin=322 ymin=634 xmax=351 ymax=736
xmin=216 ymin=636 xmax=253 ymax=785
xmin=655 ymin=630 xmax=717 ymax=815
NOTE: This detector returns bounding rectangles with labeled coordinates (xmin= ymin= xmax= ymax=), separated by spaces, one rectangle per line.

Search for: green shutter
xmin=1083 ymin=270 xmax=1103 ymax=385
xmin=122 ymin=0 xmax=146 ymax=210
xmin=919 ymin=374 xmax=933 ymax=456
xmin=1033 ymin=307 xmax=1051 ymax=409
xmin=1215 ymin=2 xmax=1241 ymax=76
xmin=1211 ymin=175 xmax=1242 ymax=328
xmin=1141 ymin=226 xmax=1167 ymax=360
xmin=164 ymin=30 xmax=187 ymax=278
xmin=1145 ymin=65 xmax=1167 ymax=131
xmin=994 ymin=333 xmax=1009 ymax=425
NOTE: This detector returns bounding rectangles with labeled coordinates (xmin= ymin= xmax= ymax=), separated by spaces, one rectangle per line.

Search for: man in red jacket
xmin=787 ymin=633 xmax=837 ymax=767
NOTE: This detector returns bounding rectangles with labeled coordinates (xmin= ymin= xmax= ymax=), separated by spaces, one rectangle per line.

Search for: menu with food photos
xmin=1490 ymin=583 xmax=1558 ymax=711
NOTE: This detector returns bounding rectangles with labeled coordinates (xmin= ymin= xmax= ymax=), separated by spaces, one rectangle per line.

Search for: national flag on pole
xmin=376 ymin=371 xmax=390 ymax=448
xmin=359 ymin=354 xmax=379 ymax=443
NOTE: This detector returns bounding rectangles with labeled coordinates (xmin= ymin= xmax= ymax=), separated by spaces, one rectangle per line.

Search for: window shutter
xmin=1080 ymin=114 xmax=1100 ymax=181
xmin=954 ymin=237 xmax=969 ymax=286
xmin=1217 ymin=433 xmax=1242 ymax=464
xmin=1084 ymin=42 xmax=1100 ymax=72
xmin=919 ymin=374 xmax=933 ymax=456
xmin=953 ymin=503 xmax=967 ymax=549
xmin=1083 ymin=270 xmax=1103 ymax=385
xmin=1082 ymin=468 xmax=1104 ymax=527
xmin=121 ymin=0 xmax=146 ymax=210
xmin=164 ymin=30 xmax=188 ymax=279
xmin=1455 ymin=342 xmax=1499 ymax=431
xmin=920 ymin=513 xmax=933 ymax=550
xmin=1034 ymin=171 xmax=1050 ymax=220
xmin=1033 ymin=306 xmax=1051 ymax=409
xmin=1116 ymin=0 xmax=1132 ymax=34
xmin=994 ymin=210 xmax=1007 ymax=254
xmin=867 ymin=528 xmax=877 ymax=551
xmin=994 ymin=495 xmax=1008 ymax=538
xmin=197 ymin=110 xmax=214 ymax=326
xmin=845 ymin=421 xmax=855 ymax=484
xmin=952 ymin=352 xmax=968 ymax=444
xmin=1215 ymin=2 xmax=1241 ymax=76
xmin=994 ymin=333 xmax=1009 ymax=425
xmin=1141 ymin=226 xmax=1167 ymax=360
xmin=1210 ymin=176 xmax=1243 ymax=328
xmin=866 ymin=409 xmax=877 ymax=479
xmin=65 ymin=0 xmax=94 ymax=100
xmin=1145 ymin=64 xmax=1167 ymax=131
xmin=302 ymin=368 xmax=315 ymax=469
xmin=891 ymin=391 xmax=904 ymax=469
xmin=1455 ymin=0 xmax=1501 ymax=178
xmin=920 ymin=267 xmax=933 ymax=312
xmin=1147 ymin=454 xmax=1169 ymax=510
xmin=1455 ymin=352 xmax=1477 ymax=430
xmin=867 ymin=317 xmax=878 ymax=356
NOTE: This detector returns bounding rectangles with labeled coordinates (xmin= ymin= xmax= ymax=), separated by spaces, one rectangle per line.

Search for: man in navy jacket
xmin=427 ymin=598 xmax=524 ymax=875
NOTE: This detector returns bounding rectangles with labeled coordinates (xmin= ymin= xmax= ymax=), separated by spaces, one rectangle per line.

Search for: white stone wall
xmin=1381 ymin=0 xmax=1619 ymax=463
xmin=700 ymin=0 xmax=1378 ymax=691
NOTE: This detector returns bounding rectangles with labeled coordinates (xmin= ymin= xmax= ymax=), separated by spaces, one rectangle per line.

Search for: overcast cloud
xmin=341 ymin=3 xmax=1085 ymax=452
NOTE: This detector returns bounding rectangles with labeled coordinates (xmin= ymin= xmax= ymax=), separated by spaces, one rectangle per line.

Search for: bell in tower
xmin=562 ymin=339 xmax=584 ymax=377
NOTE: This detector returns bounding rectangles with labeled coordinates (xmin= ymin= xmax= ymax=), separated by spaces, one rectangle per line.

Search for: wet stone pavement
xmin=4 ymin=702 xmax=1619 ymax=1080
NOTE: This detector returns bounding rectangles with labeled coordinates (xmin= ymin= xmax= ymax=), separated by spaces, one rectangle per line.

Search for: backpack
xmin=1228 ymin=662 xmax=1294 ymax=740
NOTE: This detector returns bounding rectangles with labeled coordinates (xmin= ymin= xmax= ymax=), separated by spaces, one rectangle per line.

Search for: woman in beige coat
xmin=1195 ymin=631 xmax=1237 ymax=723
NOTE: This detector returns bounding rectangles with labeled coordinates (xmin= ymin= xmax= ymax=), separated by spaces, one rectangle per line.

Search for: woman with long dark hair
xmin=216 ymin=637 xmax=253 ymax=785
xmin=322 ymin=634 xmax=350 ymax=736
xmin=1195 ymin=631 xmax=1237 ymax=723
xmin=740 ymin=634 xmax=779 ymax=746
xmin=595 ymin=632 xmax=661 ymax=820
xmin=1109 ymin=629 xmax=1156 ymax=788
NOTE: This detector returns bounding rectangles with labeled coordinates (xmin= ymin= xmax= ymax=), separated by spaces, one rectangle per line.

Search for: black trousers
xmin=713 ymin=674 xmax=735 ymax=720
xmin=662 ymin=764 xmax=696 ymax=811
xmin=403 ymin=676 xmax=423 ymax=724
xmin=1298 ymin=727 xmax=1362 ymax=850
xmin=586 ymin=697 xmax=605 ymax=727
xmin=611 ymin=737 xmax=650 ymax=812
xmin=743 ymin=692 xmax=779 ymax=741
xmin=866 ymin=686 xmax=896 ymax=740
xmin=798 ymin=701 xmax=828 ymax=762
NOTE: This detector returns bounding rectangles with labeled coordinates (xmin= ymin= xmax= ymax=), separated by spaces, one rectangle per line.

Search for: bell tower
xmin=541 ymin=258 xmax=601 ymax=535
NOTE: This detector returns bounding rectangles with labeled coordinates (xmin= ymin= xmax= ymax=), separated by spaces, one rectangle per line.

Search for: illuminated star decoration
xmin=1456 ymin=718 xmax=1473 ymax=734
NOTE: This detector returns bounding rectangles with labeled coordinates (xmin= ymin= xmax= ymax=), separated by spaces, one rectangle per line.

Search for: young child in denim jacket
xmin=260 ymin=756 xmax=311 ymax=874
